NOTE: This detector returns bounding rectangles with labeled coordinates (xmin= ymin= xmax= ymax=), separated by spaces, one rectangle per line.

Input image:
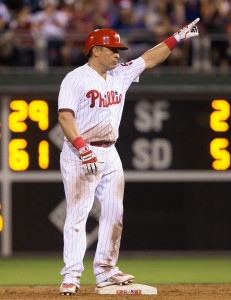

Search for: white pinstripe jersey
xmin=58 ymin=56 xmax=145 ymax=142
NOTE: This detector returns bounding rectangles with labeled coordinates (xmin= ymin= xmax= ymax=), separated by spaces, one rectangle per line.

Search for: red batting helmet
xmin=85 ymin=29 xmax=128 ymax=55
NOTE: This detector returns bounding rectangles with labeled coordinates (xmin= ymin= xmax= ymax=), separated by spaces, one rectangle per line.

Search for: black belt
xmin=90 ymin=141 xmax=115 ymax=148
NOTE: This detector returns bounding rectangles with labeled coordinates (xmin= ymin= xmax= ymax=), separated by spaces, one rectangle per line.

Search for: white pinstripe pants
xmin=60 ymin=142 xmax=125 ymax=284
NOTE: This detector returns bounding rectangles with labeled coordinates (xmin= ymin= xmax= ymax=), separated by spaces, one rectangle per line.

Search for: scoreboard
xmin=1 ymin=86 xmax=231 ymax=255
xmin=8 ymin=99 xmax=60 ymax=171
xmin=2 ymin=96 xmax=231 ymax=173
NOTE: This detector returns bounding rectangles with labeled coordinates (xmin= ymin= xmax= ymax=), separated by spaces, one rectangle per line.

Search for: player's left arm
xmin=58 ymin=110 xmax=99 ymax=175
xmin=142 ymin=18 xmax=200 ymax=70
xmin=58 ymin=110 xmax=80 ymax=142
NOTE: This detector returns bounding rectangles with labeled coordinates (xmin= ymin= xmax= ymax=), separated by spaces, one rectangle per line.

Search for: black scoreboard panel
xmin=0 ymin=117 xmax=1 ymax=171
xmin=117 ymin=96 xmax=231 ymax=171
xmin=12 ymin=181 xmax=100 ymax=251
xmin=1 ymin=88 xmax=231 ymax=252
xmin=11 ymin=181 xmax=231 ymax=250
xmin=0 ymin=186 xmax=2 ymax=250
xmin=122 ymin=181 xmax=231 ymax=250
xmin=12 ymin=182 xmax=64 ymax=251
xmin=4 ymin=94 xmax=231 ymax=172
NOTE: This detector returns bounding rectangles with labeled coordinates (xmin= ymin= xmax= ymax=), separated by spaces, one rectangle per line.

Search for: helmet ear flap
xmin=85 ymin=29 xmax=128 ymax=55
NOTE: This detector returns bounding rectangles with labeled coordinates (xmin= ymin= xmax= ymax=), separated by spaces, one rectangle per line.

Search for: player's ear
xmin=92 ymin=46 xmax=102 ymax=57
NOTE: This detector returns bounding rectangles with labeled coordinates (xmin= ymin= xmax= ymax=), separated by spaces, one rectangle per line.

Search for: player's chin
xmin=108 ymin=64 xmax=116 ymax=70
xmin=111 ymin=62 xmax=118 ymax=69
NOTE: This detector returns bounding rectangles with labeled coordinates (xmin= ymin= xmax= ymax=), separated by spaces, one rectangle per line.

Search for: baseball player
xmin=58 ymin=18 xmax=200 ymax=295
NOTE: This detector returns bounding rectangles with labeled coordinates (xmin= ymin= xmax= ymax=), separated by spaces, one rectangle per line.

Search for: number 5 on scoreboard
xmin=210 ymin=138 xmax=230 ymax=170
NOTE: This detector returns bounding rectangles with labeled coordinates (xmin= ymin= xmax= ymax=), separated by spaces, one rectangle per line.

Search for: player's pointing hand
xmin=176 ymin=18 xmax=200 ymax=40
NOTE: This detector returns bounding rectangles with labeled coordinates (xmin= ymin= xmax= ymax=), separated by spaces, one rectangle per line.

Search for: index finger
xmin=190 ymin=18 xmax=200 ymax=26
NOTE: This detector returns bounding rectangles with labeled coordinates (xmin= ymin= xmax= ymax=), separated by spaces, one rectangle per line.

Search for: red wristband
xmin=164 ymin=35 xmax=179 ymax=51
xmin=72 ymin=136 xmax=87 ymax=150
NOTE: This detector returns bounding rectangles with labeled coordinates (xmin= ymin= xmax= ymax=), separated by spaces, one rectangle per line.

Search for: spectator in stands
xmin=94 ymin=0 xmax=115 ymax=29
xmin=200 ymin=0 xmax=231 ymax=70
xmin=165 ymin=0 xmax=194 ymax=67
xmin=59 ymin=0 xmax=96 ymax=66
xmin=0 ymin=0 xmax=11 ymax=31
xmin=9 ymin=5 xmax=34 ymax=66
xmin=143 ymin=0 xmax=187 ymax=67
xmin=3 ymin=0 xmax=24 ymax=11
xmin=23 ymin=0 xmax=41 ymax=13
xmin=112 ymin=0 xmax=148 ymax=60
xmin=184 ymin=0 xmax=201 ymax=23
xmin=67 ymin=0 xmax=95 ymax=34
xmin=143 ymin=0 xmax=173 ymax=39
xmin=112 ymin=0 xmax=145 ymax=33
xmin=0 ymin=0 xmax=13 ymax=65
xmin=0 ymin=0 xmax=230 ymax=70
xmin=61 ymin=0 xmax=116 ymax=66
xmin=226 ymin=11 xmax=231 ymax=66
xmin=31 ymin=0 xmax=69 ymax=66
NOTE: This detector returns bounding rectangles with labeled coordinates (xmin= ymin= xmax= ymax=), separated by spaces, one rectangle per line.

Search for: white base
xmin=95 ymin=283 xmax=157 ymax=295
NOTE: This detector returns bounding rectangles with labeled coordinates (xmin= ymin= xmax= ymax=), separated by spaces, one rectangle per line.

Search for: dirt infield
xmin=0 ymin=284 xmax=231 ymax=300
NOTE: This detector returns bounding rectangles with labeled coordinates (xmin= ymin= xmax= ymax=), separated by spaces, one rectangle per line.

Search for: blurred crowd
xmin=0 ymin=0 xmax=231 ymax=70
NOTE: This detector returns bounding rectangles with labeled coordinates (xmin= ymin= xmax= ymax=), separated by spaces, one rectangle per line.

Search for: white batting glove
xmin=175 ymin=18 xmax=200 ymax=41
xmin=79 ymin=145 xmax=98 ymax=175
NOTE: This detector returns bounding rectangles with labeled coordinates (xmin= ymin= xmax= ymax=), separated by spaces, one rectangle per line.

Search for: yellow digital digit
xmin=38 ymin=140 xmax=49 ymax=169
xmin=9 ymin=139 xmax=29 ymax=171
xmin=0 ymin=204 xmax=3 ymax=232
xmin=210 ymin=138 xmax=230 ymax=170
xmin=0 ymin=215 xmax=3 ymax=232
xmin=210 ymin=100 xmax=230 ymax=132
xmin=9 ymin=100 xmax=28 ymax=132
xmin=29 ymin=100 xmax=49 ymax=130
